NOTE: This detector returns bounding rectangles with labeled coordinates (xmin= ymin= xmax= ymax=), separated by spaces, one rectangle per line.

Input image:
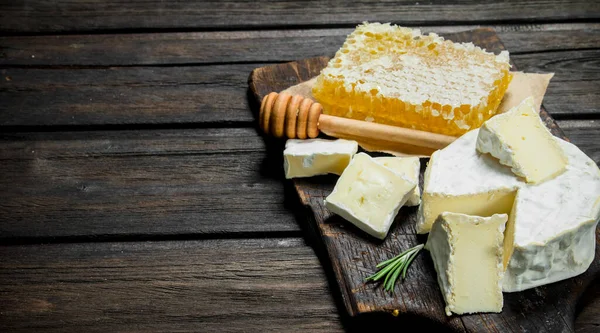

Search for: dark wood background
xmin=0 ymin=1 xmax=599 ymax=332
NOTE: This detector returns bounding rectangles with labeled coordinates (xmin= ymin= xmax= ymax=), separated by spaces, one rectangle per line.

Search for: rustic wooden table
xmin=0 ymin=1 xmax=599 ymax=332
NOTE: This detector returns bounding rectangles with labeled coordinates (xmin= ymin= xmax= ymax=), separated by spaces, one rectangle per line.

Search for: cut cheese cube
xmin=283 ymin=139 xmax=358 ymax=179
xmin=425 ymin=212 xmax=507 ymax=316
xmin=374 ymin=156 xmax=421 ymax=206
xmin=325 ymin=153 xmax=416 ymax=239
xmin=477 ymin=96 xmax=568 ymax=184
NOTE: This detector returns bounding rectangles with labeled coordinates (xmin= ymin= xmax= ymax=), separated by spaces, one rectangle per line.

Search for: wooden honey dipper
xmin=259 ymin=92 xmax=457 ymax=150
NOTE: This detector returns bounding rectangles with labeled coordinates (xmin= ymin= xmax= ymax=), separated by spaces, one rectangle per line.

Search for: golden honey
xmin=312 ymin=23 xmax=513 ymax=136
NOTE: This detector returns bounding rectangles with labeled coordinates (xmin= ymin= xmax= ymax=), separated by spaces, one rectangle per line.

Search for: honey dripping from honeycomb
xmin=312 ymin=23 xmax=513 ymax=136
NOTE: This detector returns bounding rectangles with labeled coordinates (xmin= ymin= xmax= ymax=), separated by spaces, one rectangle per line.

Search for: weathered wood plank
xmin=0 ymin=65 xmax=256 ymax=126
xmin=1 ymin=0 xmax=599 ymax=33
xmin=495 ymin=23 xmax=600 ymax=54
xmin=574 ymin=281 xmax=600 ymax=333
xmin=0 ymin=51 xmax=598 ymax=128
xmin=512 ymin=50 xmax=600 ymax=117
xmin=1 ymin=23 xmax=598 ymax=66
xmin=0 ymin=238 xmax=343 ymax=332
xmin=558 ymin=120 xmax=600 ymax=164
xmin=0 ymin=128 xmax=303 ymax=239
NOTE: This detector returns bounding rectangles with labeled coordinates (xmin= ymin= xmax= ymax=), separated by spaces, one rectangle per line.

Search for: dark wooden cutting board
xmin=248 ymin=28 xmax=599 ymax=332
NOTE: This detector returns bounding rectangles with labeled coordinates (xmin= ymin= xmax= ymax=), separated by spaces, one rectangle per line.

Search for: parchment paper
xmin=282 ymin=72 xmax=554 ymax=156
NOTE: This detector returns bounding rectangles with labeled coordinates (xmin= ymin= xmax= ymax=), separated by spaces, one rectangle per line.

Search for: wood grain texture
xmin=574 ymin=280 xmax=600 ymax=333
xmin=1 ymin=0 xmax=599 ymax=33
xmin=248 ymin=29 xmax=600 ymax=332
xmin=0 ymin=238 xmax=343 ymax=332
xmin=1 ymin=48 xmax=599 ymax=128
xmin=1 ymin=23 xmax=598 ymax=66
xmin=0 ymin=65 xmax=257 ymax=126
xmin=558 ymin=120 xmax=600 ymax=164
xmin=512 ymin=50 xmax=600 ymax=117
xmin=0 ymin=128 xmax=302 ymax=239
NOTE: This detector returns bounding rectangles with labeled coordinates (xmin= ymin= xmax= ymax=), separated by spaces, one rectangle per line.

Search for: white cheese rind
xmin=503 ymin=139 xmax=600 ymax=292
xmin=374 ymin=156 xmax=421 ymax=206
xmin=419 ymin=128 xmax=600 ymax=292
xmin=283 ymin=139 xmax=358 ymax=179
xmin=476 ymin=121 xmax=514 ymax=173
xmin=504 ymin=218 xmax=597 ymax=292
xmin=325 ymin=153 xmax=416 ymax=239
xmin=476 ymin=97 xmax=568 ymax=184
xmin=425 ymin=212 xmax=506 ymax=316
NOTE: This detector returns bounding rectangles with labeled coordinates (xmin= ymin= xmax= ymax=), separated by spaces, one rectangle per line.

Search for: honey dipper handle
xmin=259 ymin=92 xmax=321 ymax=139
xmin=259 ymin=91 xmax=455 ymax=150
xmin=318 ymin=114 xmax=456 ymax=150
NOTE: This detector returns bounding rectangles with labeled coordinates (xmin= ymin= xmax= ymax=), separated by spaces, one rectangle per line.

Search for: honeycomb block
xmin=312 ymin=23 xmax=513 ymax=136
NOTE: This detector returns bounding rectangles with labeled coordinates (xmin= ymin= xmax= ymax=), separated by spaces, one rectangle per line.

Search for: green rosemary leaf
xmin=386 ymin=256 xmax=408 ymax=291
xmin=365 ymin=244 xmax=424 ymax=293
xmin=383 ymin=258 xmax=404 ymax=287
xmin=390 ymin=252 xmax=417 ymax=291
xmin=366 ymin=256 xmax=401 ymax=281
xmin=375 ymin=246 xmax=417 ymax=268
xmin=375 ymin=254 xmax=401 ymax=269
xmin=401 ymin=247 xmax=421 ymax=279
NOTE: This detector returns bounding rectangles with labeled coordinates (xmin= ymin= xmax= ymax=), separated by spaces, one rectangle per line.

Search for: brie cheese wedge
xmin=426 ymin=212 xmax=507 ymax=316
xmin=477 ymin=97 xmax=568 ymax=184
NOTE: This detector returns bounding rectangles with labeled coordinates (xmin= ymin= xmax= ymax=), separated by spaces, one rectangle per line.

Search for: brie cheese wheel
xmin=477 ymin=97 xmax=568 ymax=184
xmin=374 ymin=156 xmax=421 ymax=206
xmin=283 ymin=139 xmax=358 ymax=179
xmin=419 ymin=128 xmax=600 ymax=292
xmin=325 ymin=153 xmax=416 ymax=239
xmin=425 ymin=212 xmax=507 ymax=316
xmin=504 ymin=139 xmax=600 ymax=292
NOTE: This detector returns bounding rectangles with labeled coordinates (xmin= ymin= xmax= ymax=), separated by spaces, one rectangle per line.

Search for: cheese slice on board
xmin=374 ymin=156 xmax=421 ymax=206
xmin=477 ymin=96 xmax=568 ymax=184
xmin=425 ymin=212 xmax=507 ymax=316
xmin=283 ymin=139 xmax=358 ymax=179
xmin=325 ymin=153 xmax=416 ymax=239
xmin=419 ymin=128 xmax=600 ymax=292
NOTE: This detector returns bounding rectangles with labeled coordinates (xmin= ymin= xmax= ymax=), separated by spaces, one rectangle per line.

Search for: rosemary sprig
xmin=365 ymin=244 xmax=424 ymax=293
